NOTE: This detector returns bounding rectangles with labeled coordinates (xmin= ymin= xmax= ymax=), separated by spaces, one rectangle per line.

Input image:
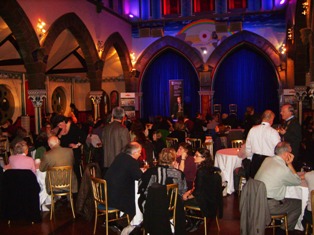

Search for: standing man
xmin=254 ymin=142 xmax=302 ymax=233
xmin=279 ymin=104 xmax=302 ymax=169
xmin=102 ymin=107 xmax=130 ymax=169
xmin=245 ymin=110 xmax=281 ymax=178
xmin=105 ymin=142 xmax=143 ymax=221
xmin=39 ymin=136 xmax=78 ymax=194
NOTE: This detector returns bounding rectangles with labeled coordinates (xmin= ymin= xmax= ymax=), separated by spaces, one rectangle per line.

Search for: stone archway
xmin=135 ymin=36 xmax=204 ymax=91
xmin=207 ymin=30 xmax=283 ymax=87
xmin=42 ymin=13 xmax=102 ymax=90
xmin=102 ymin=32 xmax=133 ymax=90
xmin=0 ymin=0 xmax=45 ymax=89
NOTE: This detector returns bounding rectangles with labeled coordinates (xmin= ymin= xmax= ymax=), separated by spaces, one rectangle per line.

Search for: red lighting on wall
xmin=163 ymin=0 xmax=181 ymax=15
xmin=194 ymin=0 xmax=215 ymax=13
xmin=228 ymin=0 xmax=247 ymax=10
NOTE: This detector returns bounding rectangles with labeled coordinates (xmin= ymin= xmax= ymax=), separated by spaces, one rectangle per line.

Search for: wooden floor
xmin=0 ymin=194 xmax=306 ymax=235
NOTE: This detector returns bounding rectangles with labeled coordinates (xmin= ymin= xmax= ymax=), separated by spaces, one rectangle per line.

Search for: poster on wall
xmin=120 ymin=92 xmax=136 ymax=119
xmin=169 ymin=80 xmax=184 ymax=119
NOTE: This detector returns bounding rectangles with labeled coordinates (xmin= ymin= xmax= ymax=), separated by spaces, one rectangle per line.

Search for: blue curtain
xmin=141 ymin=49 xmax=200 ymax=120
xmin=213 ymin=46 xmax=279 ymax=122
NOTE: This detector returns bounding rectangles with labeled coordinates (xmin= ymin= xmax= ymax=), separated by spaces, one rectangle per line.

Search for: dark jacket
xmin=192 ymin=166 xmax=223 ymax=218
xmin=2 ymin=169 xmax=41 ymax=222
xmin=105 ymin=152 xmax=142 ymax=218
xmin=282 ymin=117 xmax=302 ymax=160
xmin=76 ymin=162 xmax=102 ymax=221
xmin=143 ymin=183 xmax=186 ymax=235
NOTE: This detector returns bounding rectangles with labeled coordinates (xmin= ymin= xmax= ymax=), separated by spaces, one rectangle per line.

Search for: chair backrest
xmin=229 ymin=104 xmax=237 ymax=114
xmin=186 ymin=137 xmax=202 ymax=149
xmin=47 ymin=166 xmax=72 ymax=193
xmin=231 ymin=139 xmax=244 ymax=148
xmin=167 ymin=183 xmax=178 ymax=214
xmin=311 ymin=190 xmax=314 ymax=233
xmin=91 ymin=177 xmax=108 ymax=210
xmin=166 ymin=137 xmax=178 ymax=148
xmin=0 ymin=137 xmax=8 ymax=165
xmin=213 ymin=104 xmax=221 ymax=114
xmin=202 ymin=142 xmax=214 ymax=160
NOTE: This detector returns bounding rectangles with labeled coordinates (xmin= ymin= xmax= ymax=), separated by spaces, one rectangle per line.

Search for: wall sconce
xmin=97 ymin=40 xmax=104 ymax=57
xmin=36 ymin=19 xmax=47 ymax=39
xmin=302 ymin=1 xmax=308 ymax=15
xmin=130 ymin=52 xmax=136 ymax=66
xmin=201 ymin=47 xmax=207 ymax=55
xmin=287 ymin=27 xmax=294 ymax=41
xmin=279 ymin=44 xmax=286 ymax=55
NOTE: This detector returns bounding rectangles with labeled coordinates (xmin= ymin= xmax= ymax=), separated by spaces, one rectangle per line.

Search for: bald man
xmin=39 ymin=136 xmax=78 ymax=193
xmin=245 ymin=110 xmax=281 ymax=178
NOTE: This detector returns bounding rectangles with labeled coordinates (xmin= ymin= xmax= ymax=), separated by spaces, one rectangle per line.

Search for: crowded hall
xmin=1 ymin=0 xmax=314 ymax=235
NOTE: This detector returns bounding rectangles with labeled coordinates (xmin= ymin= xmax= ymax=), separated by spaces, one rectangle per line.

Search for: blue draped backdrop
xmin=141 ymin=49 xmax=200 ymax=120
xmin=213 ymin=46 xmax=280 ymax=122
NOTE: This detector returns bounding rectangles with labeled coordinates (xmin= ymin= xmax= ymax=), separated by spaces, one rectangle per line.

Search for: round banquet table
xmin=285 ymin=179 xmax=309 ymax=231
xmin=214 ymin=148 xmax=242 ymax=195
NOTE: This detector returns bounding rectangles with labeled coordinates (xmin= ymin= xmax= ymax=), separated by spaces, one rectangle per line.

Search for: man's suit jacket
xmin=39 ymin=145 xmax=78 ymax=193
xmin=102 ymin=121 xmax=130 ymax=168
xmin=283 ymin=117 xmax=302 ymax=160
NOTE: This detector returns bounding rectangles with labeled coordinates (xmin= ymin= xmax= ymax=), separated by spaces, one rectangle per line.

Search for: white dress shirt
xmin=245 ymin=122 xmax=281 ymax=159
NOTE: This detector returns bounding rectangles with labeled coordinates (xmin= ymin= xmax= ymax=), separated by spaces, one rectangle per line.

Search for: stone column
xmin=294 ymin=86 xmax=308 ymax=124
xmin=89 ymin=91 xmax=103 ymax=121
xmin=28 ymin=89 xmax=47 ymax=134
xmin=198 ymin=90 xmax=212 ymax=117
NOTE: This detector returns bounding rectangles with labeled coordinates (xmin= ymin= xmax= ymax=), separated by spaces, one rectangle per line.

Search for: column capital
xmin=28 ymin=89 xmax=46 ymax=108
xmin=89 ymin=91 xmax=103 ymax=104
xmin=294 ymin=86 xmax=308 ymax=101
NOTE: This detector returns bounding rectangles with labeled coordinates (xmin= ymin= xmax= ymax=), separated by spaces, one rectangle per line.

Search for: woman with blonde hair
xmin=138 ymin=147 xmax=187 ymax=213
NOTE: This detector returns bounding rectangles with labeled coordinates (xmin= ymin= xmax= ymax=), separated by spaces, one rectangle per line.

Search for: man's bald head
xmin=48 ymin=136 xmax=60 ymax=149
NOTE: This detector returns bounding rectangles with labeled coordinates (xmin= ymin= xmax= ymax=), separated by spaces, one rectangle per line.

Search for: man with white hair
xmin=255 ymin=142 xmax=302 ymax=233
xmin=39 ymin=136 xmax=78 ymax=194
xmin=4 ymin=140 xmax=35 ymax=173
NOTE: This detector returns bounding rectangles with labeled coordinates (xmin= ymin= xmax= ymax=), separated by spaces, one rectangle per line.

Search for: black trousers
xmin=249 ymin=154 xmax=269 ymax=178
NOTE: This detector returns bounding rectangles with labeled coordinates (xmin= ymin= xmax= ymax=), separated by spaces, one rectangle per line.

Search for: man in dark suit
xmin=279 ymin=104 xmax=302 ymax=169
xmin=102 ymin=107 xmax=130 ymax=169
xmin=105 ymin=142 xmax=143 ymax=221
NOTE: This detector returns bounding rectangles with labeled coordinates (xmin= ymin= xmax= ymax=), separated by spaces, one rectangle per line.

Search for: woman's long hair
xmin=197 ymin=148 xmax=214 ymax=169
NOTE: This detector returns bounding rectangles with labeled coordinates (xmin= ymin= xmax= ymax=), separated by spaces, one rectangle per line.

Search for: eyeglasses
xmin=195 ymin=153 xmax=203 ymax=158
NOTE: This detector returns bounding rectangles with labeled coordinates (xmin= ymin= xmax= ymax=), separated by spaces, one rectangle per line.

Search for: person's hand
xmin=182 ymin=191 xmax=190 ymax=201
xmin=173 ymin=161 xmax=179 ymax=169
xmin=278 ymin=128 xmax=286 ymax=135
xmin=285 ymin=152 xmax=294 ymax=165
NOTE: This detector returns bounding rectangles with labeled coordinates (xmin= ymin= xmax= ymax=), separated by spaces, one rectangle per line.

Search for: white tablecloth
xmin=36 ymin=169 xmax=51 ymax=210
xmin=285 ymin=180 xmax=309 ymax=231
xmin=214 ymin=148 xmax=242 ymax=194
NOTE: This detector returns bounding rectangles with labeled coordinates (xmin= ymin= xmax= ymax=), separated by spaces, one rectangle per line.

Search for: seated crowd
xmin=0 ymin=103 xmax=313 ymax=235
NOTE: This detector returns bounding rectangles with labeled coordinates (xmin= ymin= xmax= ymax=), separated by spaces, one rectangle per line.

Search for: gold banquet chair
xmin=184 ymin=171 xmax=222 ymax=234
xmin=231 ymin=139 xmax=244 ymax=149
xmin=47 ymin=166 xmax=76 ymax=220
xmin=166 ymin=137 xmax=179 ymax=148
xmin=91 ymin=177 xmax=130 ymax=235
xmin=305 ymin=190 xmax=314 ymax=235
xmin=186 ymin=137 xmax=202 ymax=149
xmin=184 ymin=206 xmax=220 ymax=235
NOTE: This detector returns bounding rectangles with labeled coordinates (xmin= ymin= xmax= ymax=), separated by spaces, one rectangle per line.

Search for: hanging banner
xmin=169 ymin=80 xmax=184 ymax=119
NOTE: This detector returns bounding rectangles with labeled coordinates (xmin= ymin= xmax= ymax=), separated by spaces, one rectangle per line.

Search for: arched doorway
xmin=141 ymin=49 xmax=200 ymax=120
xmin=213 ymin=46 xmax=280 ymax=123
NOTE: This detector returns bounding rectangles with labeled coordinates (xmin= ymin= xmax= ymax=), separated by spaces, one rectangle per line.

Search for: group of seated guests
xmin=104 ymin=141 xmax=223 ymax=234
